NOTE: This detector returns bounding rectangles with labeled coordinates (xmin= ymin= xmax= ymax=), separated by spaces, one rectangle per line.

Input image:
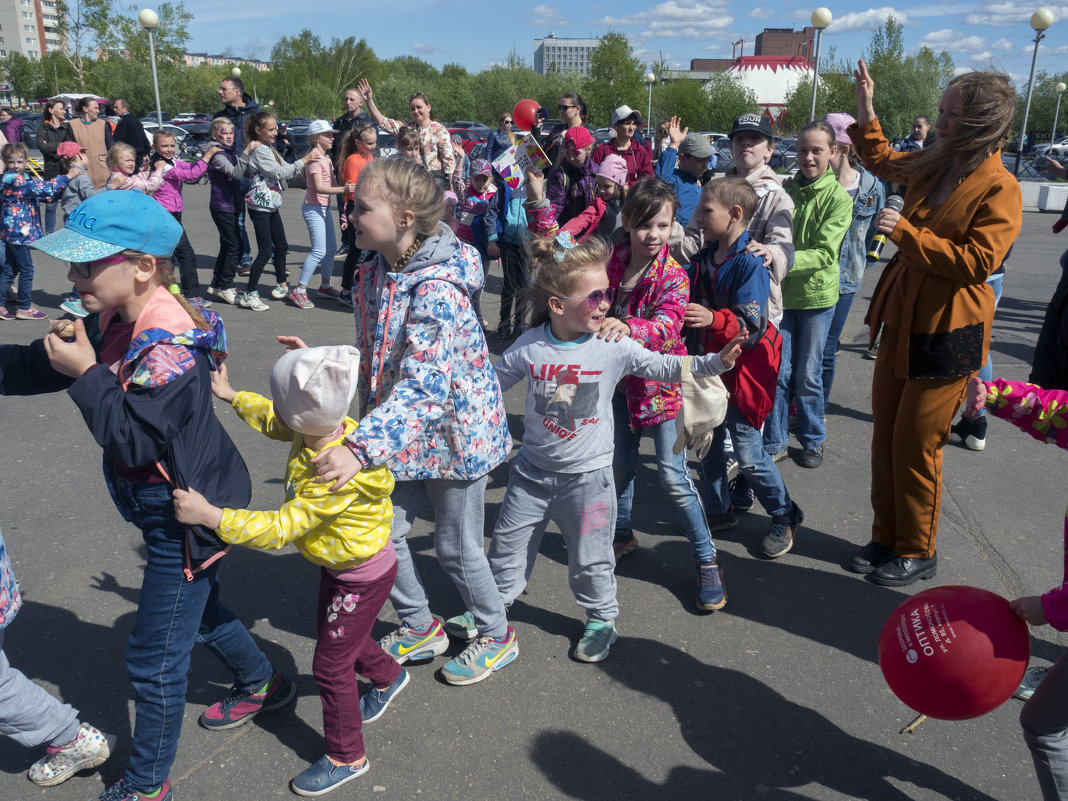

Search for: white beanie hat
xmin=269 ymin=346 xmax=361 ymax=436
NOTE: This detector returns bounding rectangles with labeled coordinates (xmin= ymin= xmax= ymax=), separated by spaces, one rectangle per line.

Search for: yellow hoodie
xmin=216 ymin=392 xmax=394 ymax=569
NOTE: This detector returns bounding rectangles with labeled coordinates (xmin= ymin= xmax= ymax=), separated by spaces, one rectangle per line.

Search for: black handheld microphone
xmin=866 ymin=194 xmax=904 ymax=262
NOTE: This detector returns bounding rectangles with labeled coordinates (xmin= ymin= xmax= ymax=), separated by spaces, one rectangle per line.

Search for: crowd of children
xmin=0 ymin=82 xmax=1061 ymax=801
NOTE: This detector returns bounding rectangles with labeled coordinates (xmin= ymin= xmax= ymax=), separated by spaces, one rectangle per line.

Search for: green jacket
xmin=782 ymin=169 xmax=852 ymax=310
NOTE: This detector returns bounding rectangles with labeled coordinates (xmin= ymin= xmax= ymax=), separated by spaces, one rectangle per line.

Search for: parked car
xmin=448 ymin=127 xmax=486 ymax=155
xmin=374 ymin=131 xmax=397 ymax=160
xmin=449 ymin=121 xmax=492 ymax=135
xmin=141 ymin=122 xmax=194 ymax=158
xmin=140 ymin=112 xmax=172 ymax=124
xmin=594 ymin=127 xmax=612 ymax=145
xmin=1034 ymin=137 xmax=1068 ymax=158
xmin=173 ymin=113 xmax=210 ymax=125
xmin=15 ymin=112 xmax=42 ymax=150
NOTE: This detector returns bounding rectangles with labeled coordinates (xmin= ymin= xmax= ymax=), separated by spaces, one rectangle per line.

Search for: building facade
xmin=0 ymin=0 xmax=62 ymax=60
xmin=534 ymin=33 xmax=600 ymax=76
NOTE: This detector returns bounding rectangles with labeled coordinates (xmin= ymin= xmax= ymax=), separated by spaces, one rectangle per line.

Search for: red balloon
xmin=513 ymin=99 xmax=540 ymax=131
xmin=878 ymin=585 xmax=1030 ymax=720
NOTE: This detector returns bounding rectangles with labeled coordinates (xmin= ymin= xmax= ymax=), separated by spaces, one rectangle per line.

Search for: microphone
xmin=867 ymin=194 xmax=905 ymax=263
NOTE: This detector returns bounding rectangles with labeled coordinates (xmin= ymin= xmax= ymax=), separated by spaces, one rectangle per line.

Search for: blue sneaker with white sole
xmin=441 ymin=627 xmax=518 ymax=686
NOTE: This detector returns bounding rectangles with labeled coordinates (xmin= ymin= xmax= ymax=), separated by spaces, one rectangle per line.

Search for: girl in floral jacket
xmin=598 ymin=178 xmax=725 ymax=612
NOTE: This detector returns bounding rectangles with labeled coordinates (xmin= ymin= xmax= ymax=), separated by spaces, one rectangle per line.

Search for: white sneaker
xmin=28 ymin=722 xmax=115 ymax=786
xmin=239 ymin=291 xmax=270 ymax=311
xmin=215 ymin=287 xmax=238 ymax=305
xmin=271 ymin=284 xmax=290 ymax=300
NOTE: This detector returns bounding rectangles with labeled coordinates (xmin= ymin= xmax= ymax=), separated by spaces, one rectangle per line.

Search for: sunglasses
xmin=503 ymin=119 xmax=513 ymax=124
xmin=558 ymin=104 xmax=576 ymax=111
xmin=560 ymin=287 xmax=615 ymax=310
xmin=70 ymin=253 xmax=130 ymax=279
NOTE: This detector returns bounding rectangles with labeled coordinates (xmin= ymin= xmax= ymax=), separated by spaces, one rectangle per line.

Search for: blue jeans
xmin=42 ymin=200 xmax=58 ymax=234
xmin=0 ymin=244 xmax=35 ymax=309
xmin=975 ymin=274 xmax=1004 ymax=415
xmin=111 ymin=479 xmax=273 ymax=793
xmin=612 ymin=393 xmax=716 ymax=563
xmin=701 ymin=406 xmax=794 ymax=520
xmin=822 ymin=291 xmax=856 ymax=405
xmin=299 ymin=202 xmax=336 ymax=287
xmin=764 ymin=305 xmax=836 ymax=453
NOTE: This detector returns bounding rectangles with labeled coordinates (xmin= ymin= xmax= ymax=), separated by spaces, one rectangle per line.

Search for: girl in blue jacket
xmin=0 ymin=192 xmax=294 ymax=801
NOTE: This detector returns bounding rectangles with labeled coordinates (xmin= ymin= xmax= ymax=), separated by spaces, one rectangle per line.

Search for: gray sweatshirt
xmin=494 ymin=325 xmax=728 ymax=473
xmin=61 ymin=164 xmax=108 ymax=216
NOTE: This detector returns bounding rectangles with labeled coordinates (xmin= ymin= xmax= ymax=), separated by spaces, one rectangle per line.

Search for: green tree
xmin=97 ymin=1 xmax=192 ymax=66
xmin=583 ymin=31 xmax=644 ymax=126
xmin=1017 ymin=71 xmax=1068 ymax=144
xmin=1 ymin=53 xmax=41 ymax=105
xmin=56 ymin=0 xmax=113 ymax=89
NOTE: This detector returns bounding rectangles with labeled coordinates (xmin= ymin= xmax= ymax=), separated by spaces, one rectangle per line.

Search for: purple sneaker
xmin=199 ymin=670 xmax=296 ymax=730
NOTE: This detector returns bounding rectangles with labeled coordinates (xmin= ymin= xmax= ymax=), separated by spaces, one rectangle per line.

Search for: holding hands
xmin=683 ymin=303 xmax=716 ymax=329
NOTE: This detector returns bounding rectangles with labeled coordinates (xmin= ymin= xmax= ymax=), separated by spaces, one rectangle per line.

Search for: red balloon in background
xmin=512 ymin=99 xmax=539 ymax=131
xmin=878 ymin=585 xmax=1030 ymax=720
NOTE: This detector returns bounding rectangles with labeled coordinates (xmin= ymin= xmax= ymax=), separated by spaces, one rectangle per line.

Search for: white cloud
xmin=748 ymin=7 xmax=774 ymax=18
xmin=530 ymin=4 xmax=571 ymax=28
xmin=921 ymin=33 xmax=988 ymax=53
xmin=964 ymin=2 xmax=1067 ymax=27
xmin=992 ymin=38 xmax=1013 ymax=51
xmin=918 ymin=28 xmax=958 ymax=45
xmin=600 ymin=1 xmax=734 ymax=40
xmin=412 ymin=43 xmax=443 ymax=55
xmin=825 ymin=7 xmax=906 ymax=34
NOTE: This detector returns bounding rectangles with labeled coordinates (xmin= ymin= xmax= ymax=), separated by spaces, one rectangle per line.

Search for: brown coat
xmin=849 ymin=119 xmax=1022 ymax=380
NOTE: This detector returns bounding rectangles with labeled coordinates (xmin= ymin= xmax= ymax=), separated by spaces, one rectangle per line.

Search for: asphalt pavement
xmin=0 ymin=184 xmax=1065 ymax=801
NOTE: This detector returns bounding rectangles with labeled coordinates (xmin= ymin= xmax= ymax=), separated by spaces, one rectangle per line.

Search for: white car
xmin=1034 ymin=137 xmax=1068 ymax=157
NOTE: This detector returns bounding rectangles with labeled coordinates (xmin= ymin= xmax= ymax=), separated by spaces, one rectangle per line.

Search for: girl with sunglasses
xmin=443 ymin=234 xmax=744 ymax=665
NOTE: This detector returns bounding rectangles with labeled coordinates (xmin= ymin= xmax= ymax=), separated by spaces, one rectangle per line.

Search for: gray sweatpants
xmin=488 ymin=452 xmax=619 ymax=621
xmin=388 ymin=476 xmax=509 ymax=640
xmin=0 ymin=629 xmax=80 ymax=748
xmin=1022 ymin=651 xmax=1068 ymax=800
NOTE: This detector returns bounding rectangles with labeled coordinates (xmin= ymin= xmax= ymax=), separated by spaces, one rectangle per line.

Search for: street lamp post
xmin=138 ymin=8 xmax=163 ymax=128
xmin=1015 ymin=8 xmax=1054 ymax=176
xmin=808 ymin=7 xmax=832 ymax=123
xmin=233 ymin=65 xmax=258 ymax=105
xmin=1053 ymin=81 xmax=1067 ymax=145
xmin=645 ymin=72 xmax=656 ymax=131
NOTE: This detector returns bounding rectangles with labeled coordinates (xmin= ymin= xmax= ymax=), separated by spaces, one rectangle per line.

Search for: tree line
xmin=2 ymin=10 xmax=1066 ymax=141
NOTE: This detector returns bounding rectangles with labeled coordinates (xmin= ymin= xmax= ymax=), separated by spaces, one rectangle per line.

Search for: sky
xmin=180 ymin=0 xmax=1067 ymax=85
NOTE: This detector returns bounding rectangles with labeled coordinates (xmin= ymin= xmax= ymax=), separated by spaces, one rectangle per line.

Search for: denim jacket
xmin=838 ymin=168 xmax=885 ymax=295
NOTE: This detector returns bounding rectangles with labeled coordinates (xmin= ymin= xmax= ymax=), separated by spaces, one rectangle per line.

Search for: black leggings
xmin=247 ymin=208 xmax=288 ymax=292
xmin=169 ymin=211 xmax=199 ymax=294
xmin=209 ymin=209 xmax=242 ymax=291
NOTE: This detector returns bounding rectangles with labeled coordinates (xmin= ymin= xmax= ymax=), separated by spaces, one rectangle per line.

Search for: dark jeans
xmin=0 ymin=244 xmax=34 ymax=309
xmin=247 ymin=208 xmax=288 ymax=292
xmin=314 ymin=562 xmax=400 ymax=762
xmin=111 ymin=479 xmax=273 ymax=793
xmin=1030 ymin=248 xmax=1068 ymax=391
xmin=168 ymin=212 xmax=199 ymax=295
xmin=498 ymin=240 xmax=529 ymax=328
xmin=341 ymin=246 xmax=375 ymax=292
xmin=209 ymin=209 xmax=242 ymax=291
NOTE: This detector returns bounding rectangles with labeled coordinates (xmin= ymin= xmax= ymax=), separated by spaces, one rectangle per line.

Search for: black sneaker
xmin=763 ymin=503 xmax=803 ymax=558
xmin=696 ymin=561 xmax=726 ymax=611
xmin=707 ymin=508 xmax=737 ymax=531
xmin=613 ymin=529 xmax=638 ymax=559
xmin=798 ymin=446 xmax=824 ymax=468
xmin=950 ymin=414 xmax=987 ymax=451
xmin=729 ymin=475 xmax=754 ymax=512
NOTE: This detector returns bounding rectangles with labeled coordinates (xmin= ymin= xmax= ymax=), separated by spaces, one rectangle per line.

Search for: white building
xmin=720 ymin=56 xmax=812 ymax=126
xmin=534 ymin=33 xmax=600 ymax=77
xmin=0 ymin=0 xmax=62 ymax=60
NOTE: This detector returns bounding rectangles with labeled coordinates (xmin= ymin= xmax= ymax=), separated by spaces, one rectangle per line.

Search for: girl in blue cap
xmin=0 ymin=191 xmax=294 ymax=801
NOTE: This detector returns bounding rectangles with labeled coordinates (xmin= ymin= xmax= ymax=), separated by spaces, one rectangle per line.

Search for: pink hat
xmin=823 ymin=112 xmax=857 ymax=146
xmin=57 ymin=141 xmax=86 ymax=158
xmin=596 ymin=154 xmax=628 ymax=186
xmin=564 ymin=127 xmax=594 ymax=150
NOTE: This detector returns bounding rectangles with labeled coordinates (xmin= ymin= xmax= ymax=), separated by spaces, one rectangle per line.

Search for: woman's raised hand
xmin=357 ymin=79 xmax=373 ymax=102
xmin=854 ymin=59 xmax=876 ymax=123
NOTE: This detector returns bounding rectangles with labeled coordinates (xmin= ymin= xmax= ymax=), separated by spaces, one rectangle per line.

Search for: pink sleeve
xmin=172 ymin=159 xmax=208 ymax=181
xmin=983 ymin=379 xmax=1068 ymax=449
xmin=526 ymin=203 xmax=559 ymax=238
xmin=625 ymin=258 xmax=688 ymax=353
xmin=561 ymin=199 xmax=603 ymax=242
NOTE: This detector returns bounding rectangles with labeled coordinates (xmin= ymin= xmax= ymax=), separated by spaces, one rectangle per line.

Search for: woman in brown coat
xmin=846 ymin=60 xmax=1022 ymax=586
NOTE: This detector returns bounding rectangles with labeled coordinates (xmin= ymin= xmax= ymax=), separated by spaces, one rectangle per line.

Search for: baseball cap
xmin=564 ymin=127 xmax=594 ymax=150
xmin=57 ymin=141 xmax=86 ymax=158
xmin=30 ymin=191 xmax=182 ymax=262
xmin=470 ymin=158 xmax=492 ymax=177
xmin=611 ymin=105 xmax=641 ymax=127
xmin=729 ymin=113 xmax=774 ymax=140
xmin=678 ymin=132 xmax=714 ymax=159
xmin=823 ymin=112 xmax=857 ymax=145
xmin=307 ymin=119 xmax=339 ymax=135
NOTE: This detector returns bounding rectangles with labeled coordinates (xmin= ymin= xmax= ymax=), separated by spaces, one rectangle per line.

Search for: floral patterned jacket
xmin=1 ymin=172 xmax=69 ymax=245
xmin=607 ymin=240 xmax=689 ymax=428
xmin=0 ymin=527 xmax=20 ymax=629
xmin=982 ymin=378 xmax=1068 ymax=630
xmin=348 ymin=223 xmax=511 ymax=480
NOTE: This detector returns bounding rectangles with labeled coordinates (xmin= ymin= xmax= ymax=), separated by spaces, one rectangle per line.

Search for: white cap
xmin=611 ymin=105 xmax=641 ymax=127
xmin=269 ymin=346 xmax=361 ymax=436
xmin=307 ymin=119 xmax=339 ymax=135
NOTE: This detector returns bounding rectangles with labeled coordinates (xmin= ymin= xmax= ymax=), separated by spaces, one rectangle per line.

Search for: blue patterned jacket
xmin=0 ymin=528 xmax=20 ymax=630
xmin=349 ymin=224 xmax=511 ymax=480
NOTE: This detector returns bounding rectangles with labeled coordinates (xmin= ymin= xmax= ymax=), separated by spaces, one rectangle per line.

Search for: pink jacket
xmin=153 ymin=159 xmax=208 ymax=213
xmin=982 ymin=378 xmax=1068 ymax=630
xmin=526 ymin=197 xmax=606 ymax=242
xmin=113 ymin=167 xmax=164 ymax=195
xmin=607 ymin=240 xmax=689 ymax=428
